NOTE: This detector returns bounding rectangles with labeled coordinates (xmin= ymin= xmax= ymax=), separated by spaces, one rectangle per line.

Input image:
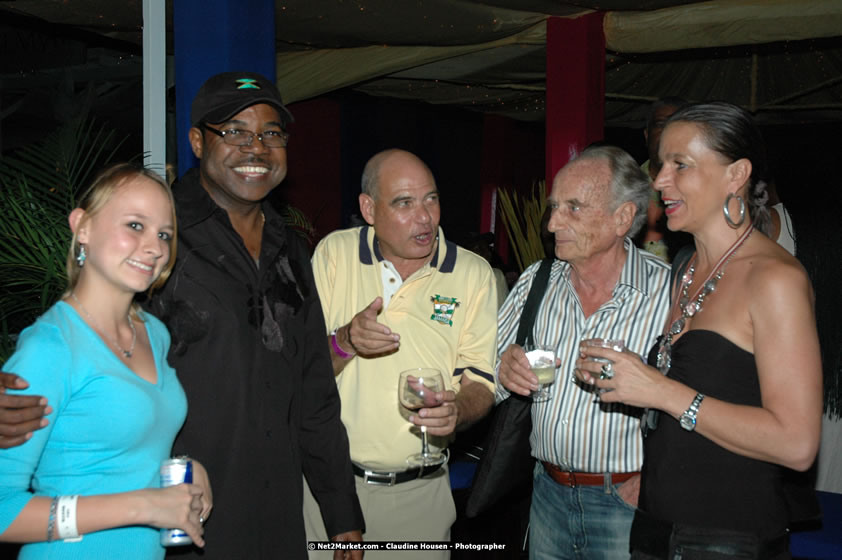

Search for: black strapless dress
xmin=638 ymin=330 xmax=788 ymax=539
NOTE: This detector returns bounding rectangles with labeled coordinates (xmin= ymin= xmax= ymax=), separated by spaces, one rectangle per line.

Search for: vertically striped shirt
xmin=496 ymin=240 xmax=671 ymax=474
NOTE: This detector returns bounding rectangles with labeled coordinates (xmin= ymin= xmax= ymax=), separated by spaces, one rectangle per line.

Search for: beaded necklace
xmin=655 ymin=225 xmax=754 ymax=374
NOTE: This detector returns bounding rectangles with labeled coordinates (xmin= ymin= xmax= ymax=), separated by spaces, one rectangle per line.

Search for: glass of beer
xmin=524 ymin=343 xmax=557 ymax=402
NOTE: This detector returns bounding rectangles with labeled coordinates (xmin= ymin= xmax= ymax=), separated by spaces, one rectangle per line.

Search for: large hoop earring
xmin=723 ymin=193 xmax=746 ymax=228
xmin=76 ymin=244 xmax=87 ymax=267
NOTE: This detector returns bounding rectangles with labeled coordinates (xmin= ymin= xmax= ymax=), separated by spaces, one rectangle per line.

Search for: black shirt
xmin=146 ymin=169 xmax=363 ymax=559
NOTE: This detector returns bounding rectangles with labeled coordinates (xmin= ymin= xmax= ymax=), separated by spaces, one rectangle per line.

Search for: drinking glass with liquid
xmin=580 ymin=338 xmax=626 ymax=394
xmin=524 ymin=343 xmax=557 ymax=402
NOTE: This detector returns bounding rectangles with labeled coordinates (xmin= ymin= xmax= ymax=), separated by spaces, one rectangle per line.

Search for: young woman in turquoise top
xmin=0 ymin=164 xmax=212 ymax=559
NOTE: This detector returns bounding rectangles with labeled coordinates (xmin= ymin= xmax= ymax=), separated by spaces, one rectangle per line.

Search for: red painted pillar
xmin=545 ymin=13 xmax=605 ymax=186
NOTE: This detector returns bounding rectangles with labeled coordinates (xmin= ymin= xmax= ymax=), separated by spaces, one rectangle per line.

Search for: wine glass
xmin=524 ymin=343 xmax=557 ymax=402
xmin=398 ymin=368 xmax=447 ymax=467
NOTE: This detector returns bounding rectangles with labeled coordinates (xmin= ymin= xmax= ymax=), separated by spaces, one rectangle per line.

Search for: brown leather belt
xmin=541 ymin=461 xmax=638 ymax=487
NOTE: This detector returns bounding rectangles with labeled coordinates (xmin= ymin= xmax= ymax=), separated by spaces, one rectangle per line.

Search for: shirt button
xmin=265 ymin=430 xmax=272 ymax=437
xmin=389 ymin=278 xmax=396 ymax=283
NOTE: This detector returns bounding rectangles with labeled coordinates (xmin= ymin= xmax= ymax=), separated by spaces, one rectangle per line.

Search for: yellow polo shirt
xmin=312 ymin=226 xmax=498 ymax=470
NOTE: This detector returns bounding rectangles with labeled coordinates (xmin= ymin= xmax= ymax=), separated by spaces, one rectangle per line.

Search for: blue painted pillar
xmin=173 ymin=0 xmax=276 ymax=177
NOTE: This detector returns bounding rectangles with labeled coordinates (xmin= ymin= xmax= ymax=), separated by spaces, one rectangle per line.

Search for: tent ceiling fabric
xmin=1 ymin=0 xmax=840 ymax=127
xmin=272 ymin=0 xmax=842 ymax=125
xmin=604 ymin=0 xmax=842 ymax=53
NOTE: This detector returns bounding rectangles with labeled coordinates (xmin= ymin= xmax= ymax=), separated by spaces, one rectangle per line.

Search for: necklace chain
xmin=70 ymin=292 xmax=137 ymax=358
xmin=656 ymin=226 xmax=754 ymax=373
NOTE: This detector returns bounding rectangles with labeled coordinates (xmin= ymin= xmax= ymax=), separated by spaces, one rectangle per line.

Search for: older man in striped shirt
xmin=497 ymin=145 xmax=671 ymax=559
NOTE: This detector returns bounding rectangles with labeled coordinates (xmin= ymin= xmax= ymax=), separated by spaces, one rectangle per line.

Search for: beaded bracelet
xmin=46 ymin=496 xmax=58 ymax=542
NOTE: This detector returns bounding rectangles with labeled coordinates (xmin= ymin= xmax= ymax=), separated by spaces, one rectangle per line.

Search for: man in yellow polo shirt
xmin=304 ymin=149 xmax=497 ymax=557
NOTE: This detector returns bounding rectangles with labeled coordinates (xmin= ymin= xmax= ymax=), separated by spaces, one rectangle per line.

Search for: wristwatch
xmin=679 ymin=393 xmax=705 ymax=431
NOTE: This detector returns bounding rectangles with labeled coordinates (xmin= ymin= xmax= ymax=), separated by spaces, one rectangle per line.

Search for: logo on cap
xmin=236 ymin=78 xmax=260 ymax=90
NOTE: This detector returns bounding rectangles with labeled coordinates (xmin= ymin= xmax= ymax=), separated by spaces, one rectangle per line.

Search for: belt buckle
xmin=363 ymin=469 xmax=397 ymax=486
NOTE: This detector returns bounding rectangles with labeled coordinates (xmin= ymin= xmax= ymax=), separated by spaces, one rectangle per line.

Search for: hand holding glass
xmin=398 ymin=368 xmax=447 ymax=467
xmin=524 ymin=344 xmax=557 ymax=402
xmin=580 ymin=338 xmax=625 ymax=393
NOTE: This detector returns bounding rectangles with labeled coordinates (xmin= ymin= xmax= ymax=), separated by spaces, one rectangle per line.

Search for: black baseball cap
xmin=190 ymin=71 xmax=294 ymax=127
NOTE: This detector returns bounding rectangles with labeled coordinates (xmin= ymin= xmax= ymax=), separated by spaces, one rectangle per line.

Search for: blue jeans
xmin=529 ymin=464 xmax=636 ymax=560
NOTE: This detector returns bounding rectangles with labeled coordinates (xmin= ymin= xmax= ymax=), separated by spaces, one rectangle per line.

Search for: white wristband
xmin=57 ymin=495 xmax=83 ymax=542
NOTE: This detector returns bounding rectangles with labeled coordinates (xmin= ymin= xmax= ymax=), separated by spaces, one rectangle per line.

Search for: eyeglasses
xmin=201 ymin=123 xmax=290 ymax=148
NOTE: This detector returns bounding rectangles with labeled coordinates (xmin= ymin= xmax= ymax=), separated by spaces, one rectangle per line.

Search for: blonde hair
xmin=65 ymin=163 xmax=177 ymax=314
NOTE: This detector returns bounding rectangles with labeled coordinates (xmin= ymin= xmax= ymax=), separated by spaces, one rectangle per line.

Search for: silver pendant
xmin=669 ymin=318 xmax=685 ymax=335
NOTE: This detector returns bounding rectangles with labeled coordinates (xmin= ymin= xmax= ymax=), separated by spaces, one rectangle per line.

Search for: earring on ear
xmin=76 ymin=244 xmax=87 ymax=267
xmin=723 ymin=193 xmax=746 ymax=228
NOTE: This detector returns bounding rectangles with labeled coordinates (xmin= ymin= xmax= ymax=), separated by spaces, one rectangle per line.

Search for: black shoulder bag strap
xmin=516 ymin=257 xmax=555 ymax=347
xmin=464 ymin=257 xmax=555 ymax=518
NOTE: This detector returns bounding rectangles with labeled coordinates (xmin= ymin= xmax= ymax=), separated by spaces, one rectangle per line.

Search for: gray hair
xmin=575 ymin=145 xmax=650 ymax=239
xmin=360 ymin=154 xmax=382 ymax=197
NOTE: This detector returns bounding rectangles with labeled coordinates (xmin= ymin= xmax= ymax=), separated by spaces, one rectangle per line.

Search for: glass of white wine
xmin=524 ymin=343 xmax=557 ymax=402
xmin=398 ymin=368 xmax=447 ymax=467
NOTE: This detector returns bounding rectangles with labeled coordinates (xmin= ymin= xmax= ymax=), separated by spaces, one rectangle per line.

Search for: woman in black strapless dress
xmin=575 ymin=102 xmax=822 ymax=560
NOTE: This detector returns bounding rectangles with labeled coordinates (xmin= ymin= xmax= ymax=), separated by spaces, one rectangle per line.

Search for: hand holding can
xmin=160 ymin=457 xmax=193 ymax=547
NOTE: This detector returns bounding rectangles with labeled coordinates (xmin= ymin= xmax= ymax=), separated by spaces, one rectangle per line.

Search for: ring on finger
xmin=600 ymin=362 xmax=613 ymax=379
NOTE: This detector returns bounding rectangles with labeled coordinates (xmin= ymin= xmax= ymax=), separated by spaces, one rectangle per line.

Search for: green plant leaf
xmin=0 ymin=117 xmax=127 ymax=335
xmin=498 ymin=181 xmax=547 ymax=273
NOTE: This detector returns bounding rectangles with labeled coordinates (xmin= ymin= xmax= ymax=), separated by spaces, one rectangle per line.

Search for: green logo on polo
xmin=236 ymin=78 xmax=260 ymax=90
xmin=430 ymin=295 xmax=459 ymax=326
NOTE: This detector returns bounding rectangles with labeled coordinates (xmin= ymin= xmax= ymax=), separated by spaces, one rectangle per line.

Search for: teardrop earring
xmin=76 ymin=244 xmax=87 ymax=267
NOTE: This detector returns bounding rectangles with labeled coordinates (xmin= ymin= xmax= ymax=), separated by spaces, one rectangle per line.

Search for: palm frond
xmin=498 ymin=181 xmax=547 ymax=273
xmin=0 ymin=117 xmax=127 ymax=343
xmin=280 ymin=204 xmax=316 ymax=245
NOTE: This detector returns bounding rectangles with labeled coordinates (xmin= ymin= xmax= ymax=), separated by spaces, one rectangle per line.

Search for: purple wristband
xmin=331 ymin=330 xmax=355 ymax=359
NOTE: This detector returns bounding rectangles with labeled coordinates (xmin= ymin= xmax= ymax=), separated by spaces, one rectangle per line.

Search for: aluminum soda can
xmin=159 ymin=457 xmax=193 ymax=546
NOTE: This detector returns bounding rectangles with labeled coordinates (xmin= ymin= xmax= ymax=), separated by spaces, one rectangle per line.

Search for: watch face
xmin=680 ymin=414 xmax=696 ymax=431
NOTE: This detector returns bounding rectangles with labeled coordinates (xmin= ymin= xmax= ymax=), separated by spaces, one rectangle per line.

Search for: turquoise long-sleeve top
xmin=0 ymin=301 xmax=187 ymax=559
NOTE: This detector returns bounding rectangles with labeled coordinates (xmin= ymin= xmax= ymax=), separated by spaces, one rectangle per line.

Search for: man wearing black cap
xmin=0 ymin=72 xmax=364 ymax=558
xmin=153 ymin=71 xmax=363 ymax=558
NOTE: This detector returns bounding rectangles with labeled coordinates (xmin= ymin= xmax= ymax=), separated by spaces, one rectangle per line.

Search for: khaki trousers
xmin=303 ymin=467 xmax=455 ymax=559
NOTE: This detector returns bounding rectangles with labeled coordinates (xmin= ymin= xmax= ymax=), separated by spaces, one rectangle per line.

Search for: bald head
xmin=361 ymin=149 xmax=434 ymax=199
xmin=358 ymin=149 xmax=440 ymax=278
